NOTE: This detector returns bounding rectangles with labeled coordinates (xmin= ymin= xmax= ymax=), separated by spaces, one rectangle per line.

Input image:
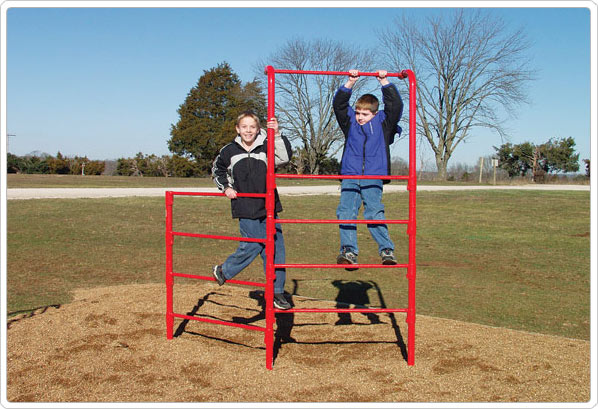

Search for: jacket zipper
xmin=361 ymin=123 xmax=373 ymax=175
xmin=247 ymin=151 xmax=253 ymax=190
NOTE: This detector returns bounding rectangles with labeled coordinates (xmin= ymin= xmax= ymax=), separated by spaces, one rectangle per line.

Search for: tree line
xmin=7 ymin=152 xmax=105 ymax=175
xmin=6 ymin=150 xmax=342 ymax=177
xmin=8 ymin=146 xmax=586 ymax=182
xmin=114 ymin=151 xmax=341 ymax=177
xmin=494 ymin=137 xmax=588 ymax=182
xmin=8 ymin=149 xmax=416 ymax=179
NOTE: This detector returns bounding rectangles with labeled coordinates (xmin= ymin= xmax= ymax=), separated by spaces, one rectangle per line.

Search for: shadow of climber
xmin=332 ymin=280 xmax=382 ymax=325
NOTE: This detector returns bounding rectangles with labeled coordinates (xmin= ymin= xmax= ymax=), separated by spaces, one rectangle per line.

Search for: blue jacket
xmin=333 ymin=83 xmax=403 ymax=182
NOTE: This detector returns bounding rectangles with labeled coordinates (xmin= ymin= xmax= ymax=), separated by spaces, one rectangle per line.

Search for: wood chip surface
xmin=6 ymin=282 xmax=590 ymax=403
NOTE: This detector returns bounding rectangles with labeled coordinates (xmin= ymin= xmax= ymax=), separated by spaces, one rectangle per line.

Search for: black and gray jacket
xmin=212 ymin=129 xmax=292 ymax=219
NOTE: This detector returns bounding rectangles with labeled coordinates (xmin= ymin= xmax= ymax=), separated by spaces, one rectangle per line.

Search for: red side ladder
xmin=165 ymin=67 xmax=417 ymax=370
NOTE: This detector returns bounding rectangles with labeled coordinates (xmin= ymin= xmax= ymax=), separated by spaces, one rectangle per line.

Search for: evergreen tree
xmin=46 ymin=151 xmax=70 ymax=174
xmin=7 ymin=153 xmax=22 ymax=173
xmin=168 ymin=62 xmax=266 ymax=174
xmin=494 ymin=142 xmax=534 ymax=177
xmin=541 ymin=137 xmax=579 ymax=174
xmin=494 ymin=137 xmax=580 ymax=181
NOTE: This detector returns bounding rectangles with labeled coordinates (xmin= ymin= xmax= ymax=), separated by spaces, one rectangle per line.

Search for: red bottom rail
xmin=173 ymin=272 xmax=266 ymax=288
xmin=172 ymin=313 xmax=265 ymax=332
xmin=171 ymin=309 xmax=406 ymax=325
xmin=275 ymin=308 xmax=407 ymax=314
xmin=276 ymin=263 xmax=408 ymax=269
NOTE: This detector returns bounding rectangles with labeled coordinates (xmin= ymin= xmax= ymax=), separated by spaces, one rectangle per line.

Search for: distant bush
xmin=115 ymin=153 xmax=202 ymax=177
xmin=7 ymin=152 xmax=104 ymax=175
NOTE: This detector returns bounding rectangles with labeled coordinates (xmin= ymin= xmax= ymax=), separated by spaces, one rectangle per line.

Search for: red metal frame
xmin=166 ymin=67 xmax=417 ymax=369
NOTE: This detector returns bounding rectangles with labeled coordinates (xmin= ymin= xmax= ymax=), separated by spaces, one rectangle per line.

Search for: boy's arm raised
xmin=333 ymin=69 xmax=360 ymax=135
xmin=381 ymin=82 xmax=403 ymax=135
xmin=266 ymin=117 xmax=292 ymax=167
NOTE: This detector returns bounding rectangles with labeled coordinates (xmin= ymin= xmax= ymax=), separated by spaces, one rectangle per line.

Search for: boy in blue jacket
xmin=333 ymin=69 xmax=403 ymax=269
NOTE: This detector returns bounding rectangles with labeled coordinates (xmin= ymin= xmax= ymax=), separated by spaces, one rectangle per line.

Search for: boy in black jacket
xmin=211 ymin=111 xmax=293 ymax=310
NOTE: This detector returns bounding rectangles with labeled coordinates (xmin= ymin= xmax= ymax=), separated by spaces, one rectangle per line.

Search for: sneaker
xmin=337 ymin=247 xmax=358 ymax=271
xmin=273 ymin=293 xmax=291 ymax=310
xmin=380 ymin=248 xmax=397 ymax=265
xmin=212 ymin=265 xmax=226 ymax=286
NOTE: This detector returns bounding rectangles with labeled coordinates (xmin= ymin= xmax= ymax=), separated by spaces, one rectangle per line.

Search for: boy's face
xmin=236 ymin=116 xmax=259 ymax=146
xmin=355 ymin=109 xmax=376 ymax=125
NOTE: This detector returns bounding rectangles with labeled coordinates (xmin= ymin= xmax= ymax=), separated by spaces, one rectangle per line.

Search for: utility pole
xmin=478 ymin=157 xmax=484 ymax=184
xmin=492 ymin=158 xmax=498 ymax=185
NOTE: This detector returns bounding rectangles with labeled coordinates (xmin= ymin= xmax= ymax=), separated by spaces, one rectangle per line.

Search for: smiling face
xmin=236 ymin=116 xmax=260 ymax=147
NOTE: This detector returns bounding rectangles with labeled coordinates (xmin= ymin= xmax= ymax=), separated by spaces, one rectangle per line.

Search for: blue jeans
xmin=336 ymin=179 xmax=394 ymax=255
xmin=221 ymin=217 xmax=286 ymax=294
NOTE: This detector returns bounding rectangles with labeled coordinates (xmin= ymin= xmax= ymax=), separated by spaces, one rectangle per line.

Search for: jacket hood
xmin=234 ymin=129 xmax=267 ymax=151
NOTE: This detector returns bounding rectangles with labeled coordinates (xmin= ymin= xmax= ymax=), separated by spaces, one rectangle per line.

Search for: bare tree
xmin=379 ymin=10 xmax=535 ymax=179
xmin=256 ymin=38 xmax=374 ymax=174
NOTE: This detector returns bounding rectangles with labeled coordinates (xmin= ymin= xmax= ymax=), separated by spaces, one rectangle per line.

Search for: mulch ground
xmin=5 ymin=282 xmax=591 ymax=404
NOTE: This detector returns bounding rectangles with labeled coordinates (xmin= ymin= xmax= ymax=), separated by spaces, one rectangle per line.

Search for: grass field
xmin=6 ymin=186 xmax=590 ymax=340
xmin=6 ymin=173 xmax=339 ymax=188
xmin=9 ymin=173 xmax=588 ymax=188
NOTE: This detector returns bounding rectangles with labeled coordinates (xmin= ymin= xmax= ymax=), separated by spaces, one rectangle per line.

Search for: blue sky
xmin=2 ymin=2 xmax=595 ymax=170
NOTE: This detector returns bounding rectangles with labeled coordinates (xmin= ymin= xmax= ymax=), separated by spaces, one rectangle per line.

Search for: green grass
xmin=10 ymin=173 xmax=587 ymax=189
xmin=6 ymin=190 xmax=590 ymax=340
xmin=6 ymin=173 xmax=340 ymax=188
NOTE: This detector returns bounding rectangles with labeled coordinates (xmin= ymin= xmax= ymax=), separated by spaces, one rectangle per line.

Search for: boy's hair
xmin=355 ymin=94 xmax=379 ymax=114
xmin=236 ymin=110 xmax=261 ymax=128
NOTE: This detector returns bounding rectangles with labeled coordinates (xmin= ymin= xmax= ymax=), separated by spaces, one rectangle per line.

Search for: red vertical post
xmin=165 ymin=191 xmax=174 ymax=339
xmin=264 ymin=65 xmax=276 ymax=370
xmin=403 ymin=69 xmax=417 ymax=366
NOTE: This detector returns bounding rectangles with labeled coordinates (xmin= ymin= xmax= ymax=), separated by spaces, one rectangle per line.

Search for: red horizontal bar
xmin=173 ymin=313 xmax=265 ymax=332
xmin=173 ymin=231 xmax=266 ymax=243
xmin=275 ymin=308 xmax=408 ymax=314
xmin=277 ymin=219 xmax=408 ymax=225
xmin=172 ymin=272 xmax=266 ymax=288
xmin=275 ymin=174 xmax=408 ymax=180
xmin=170 ymin=191 xmax=266 ymax=198
xmin=275 ymin=263 xmax=408 ymax=269
xmin=271 ymin=68 xmax=408 ymax=79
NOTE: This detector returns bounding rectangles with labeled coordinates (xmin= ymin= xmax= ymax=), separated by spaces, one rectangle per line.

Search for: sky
xmin=1 ymin=1 xmax=595 ymax=170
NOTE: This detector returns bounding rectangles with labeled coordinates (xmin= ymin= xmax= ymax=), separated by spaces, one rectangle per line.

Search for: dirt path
xmin=6 ymin=282 xmax=590 ymax=404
